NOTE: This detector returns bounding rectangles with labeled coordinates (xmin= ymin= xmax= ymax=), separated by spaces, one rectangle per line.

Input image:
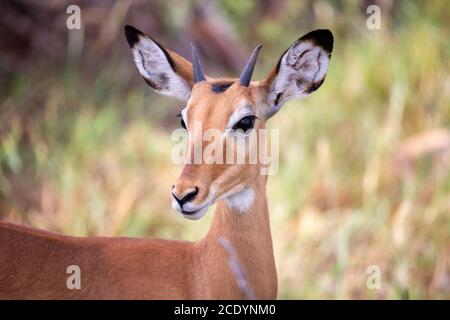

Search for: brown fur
xmin=0 ymin=172 xmax=275 ymax=299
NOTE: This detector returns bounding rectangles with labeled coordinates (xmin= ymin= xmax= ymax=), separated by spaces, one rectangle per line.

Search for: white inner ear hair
xmin=271 ymin=41 xmax=329 ymax=107
xmin=224 ymin=187 xmax=255 ymax=213
xmin=132 ymin=35 xmax=191 ymax=101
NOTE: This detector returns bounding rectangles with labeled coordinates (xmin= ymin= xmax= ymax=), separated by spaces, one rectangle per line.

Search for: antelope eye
xmin=233 ymin=115 xmax=256 ymax=133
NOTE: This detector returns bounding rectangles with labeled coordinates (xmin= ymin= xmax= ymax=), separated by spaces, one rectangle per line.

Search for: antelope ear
xmin=124 ymin=25 xmax=194 ymax=101
xmin=262 ymin=29 xmax=333 ymax=119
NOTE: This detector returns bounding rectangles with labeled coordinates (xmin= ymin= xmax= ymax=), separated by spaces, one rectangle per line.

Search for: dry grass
xmin=0 ymin=1 xmax=449 ymax=299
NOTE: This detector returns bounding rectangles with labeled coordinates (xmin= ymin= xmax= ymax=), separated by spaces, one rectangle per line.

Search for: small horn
xmin=190 ymin=43 xmax=206 ymax=83
xmin=239 ymin=44 xmax=262 ymax=87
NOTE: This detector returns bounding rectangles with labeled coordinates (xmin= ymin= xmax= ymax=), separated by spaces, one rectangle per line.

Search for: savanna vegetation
xmin=0 ymin=0 xmax=449 ymax=299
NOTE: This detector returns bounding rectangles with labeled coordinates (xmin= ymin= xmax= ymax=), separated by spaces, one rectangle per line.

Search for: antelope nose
xmin=172 ymin=187 xmax=199 ymax=208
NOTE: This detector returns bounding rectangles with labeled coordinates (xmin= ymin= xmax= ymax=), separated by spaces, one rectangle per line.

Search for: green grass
xmin=1 ymin=1 xmax=449 ymax=299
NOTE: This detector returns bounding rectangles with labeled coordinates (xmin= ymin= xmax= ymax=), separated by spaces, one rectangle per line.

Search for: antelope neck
xmin=195 ymin=174 xmax=277 ymax=298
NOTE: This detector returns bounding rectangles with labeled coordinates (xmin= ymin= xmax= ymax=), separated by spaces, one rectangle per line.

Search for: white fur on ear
xmin=265 ymin=29 xmax=333 ymax=118
xmin=125 ymin=26 xmax=192 ymax=101
xmin=224 ymin=187 xmax=255 ymax=213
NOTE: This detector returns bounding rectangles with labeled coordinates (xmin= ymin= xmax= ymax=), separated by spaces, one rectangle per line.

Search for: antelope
xmin=0 ymin=25 xmax=333 ymax=299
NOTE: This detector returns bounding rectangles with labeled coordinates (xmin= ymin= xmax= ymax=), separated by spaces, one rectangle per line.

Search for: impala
xmin=0 ymin=25 xmax=333 ymax=299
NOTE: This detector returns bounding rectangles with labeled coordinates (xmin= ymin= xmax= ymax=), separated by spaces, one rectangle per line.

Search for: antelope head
xmin=125 ymin=25 xmax=333 ymax=220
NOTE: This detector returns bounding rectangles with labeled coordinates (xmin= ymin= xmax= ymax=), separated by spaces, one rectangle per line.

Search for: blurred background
xmin=0 ymin=0 xmax=449 ymax=299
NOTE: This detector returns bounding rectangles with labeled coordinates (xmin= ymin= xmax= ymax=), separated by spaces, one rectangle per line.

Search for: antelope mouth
xmin=182 ymin=209 xmax=200 ymax=215
xmin=180 ymin=203 xmax=211 ymax=220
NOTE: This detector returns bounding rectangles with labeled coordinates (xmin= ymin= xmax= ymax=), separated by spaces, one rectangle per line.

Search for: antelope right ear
xmin=124 ymin=25 xmax=194 ymax=101
xmin=262 ymin=29 xmax=333 ymax=119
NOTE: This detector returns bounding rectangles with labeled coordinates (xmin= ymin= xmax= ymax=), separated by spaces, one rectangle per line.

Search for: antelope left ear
xmin=262 ymin=29 xmax=333 ymax=119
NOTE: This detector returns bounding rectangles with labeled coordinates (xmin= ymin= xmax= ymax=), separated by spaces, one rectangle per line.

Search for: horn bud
xmin=239 ymin=45 xmax=262 ymax=87
xmin=190 ymin=43 xmax=206 ymax=83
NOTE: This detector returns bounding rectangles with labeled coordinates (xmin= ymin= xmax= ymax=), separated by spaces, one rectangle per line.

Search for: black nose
xmin=172 ymin=187 xmax=199 ymax=208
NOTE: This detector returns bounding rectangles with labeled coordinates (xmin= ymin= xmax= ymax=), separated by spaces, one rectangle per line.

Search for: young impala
xmin=0 ymin=25 xmax=333 ymax=299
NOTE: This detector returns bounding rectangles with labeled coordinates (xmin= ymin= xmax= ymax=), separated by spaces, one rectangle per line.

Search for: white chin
xmin=181 ymin=205 xmax=210 ymax=220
